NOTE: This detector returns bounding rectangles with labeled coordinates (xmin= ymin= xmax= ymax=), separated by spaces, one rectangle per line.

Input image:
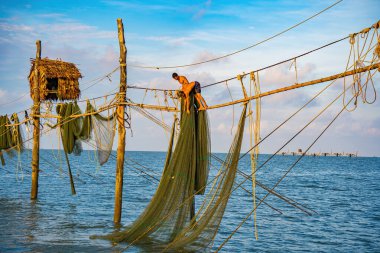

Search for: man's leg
xmin=200 ymin=94 xmax=208 ymax=108
xmin=195 ymin=94 xmax=206 ymax=110
xmin=185 ymin=95 xmax=191 ymax=114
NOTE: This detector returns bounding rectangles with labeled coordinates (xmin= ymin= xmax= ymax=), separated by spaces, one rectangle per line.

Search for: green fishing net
xmin=92 ymin=93 xmax=247 ymax=252
xmin=0 ymin=113 xmax=24 ymax=162
xmin=49 ymin=101 xmax=116 ymax=165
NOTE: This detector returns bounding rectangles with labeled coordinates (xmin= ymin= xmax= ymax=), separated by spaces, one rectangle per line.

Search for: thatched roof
xmin=28 ymin=58 xmax=82 ymax=101
xmin=29 ymin=58 xmax=82 ymax=80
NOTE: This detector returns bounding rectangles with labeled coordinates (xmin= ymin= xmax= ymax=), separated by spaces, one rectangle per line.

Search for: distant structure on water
xmin=280 ymin=149 xmax=358 ymax=157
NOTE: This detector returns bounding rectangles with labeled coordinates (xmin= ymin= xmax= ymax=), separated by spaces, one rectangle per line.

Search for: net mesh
xmin=53 ymin=101 xmax=116 ymax=165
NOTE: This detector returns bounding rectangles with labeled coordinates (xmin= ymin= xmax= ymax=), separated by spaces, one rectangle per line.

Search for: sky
xmin=0 ymin=0 xmax=379 ymax=156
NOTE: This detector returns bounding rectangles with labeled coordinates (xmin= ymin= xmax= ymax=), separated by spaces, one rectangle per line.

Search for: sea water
xmin=0 ymin=150 xmax=379 ymax=252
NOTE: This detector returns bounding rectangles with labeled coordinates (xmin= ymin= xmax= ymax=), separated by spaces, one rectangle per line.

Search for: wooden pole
xmin=116 ymin=62 xmax=379 ymax=113
xmin=0 ymin=152 xmax=5 ymax=166
xmin=208 ymin=63 xmax=380 ymax=110
xmin=114 ymin=18 xmax=127 ymax=224
xmin=119 ymin=102 xmax=178 ymax=112
xmin=31 ymin=40 xmax=41 ymax=200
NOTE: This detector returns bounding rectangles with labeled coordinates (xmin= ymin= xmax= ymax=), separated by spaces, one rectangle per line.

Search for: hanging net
xmin=92 ymin=93 xmax=247 ymax=252
xmin=83 ymin=101 xmax=117 ymax=165
xmin=0 ymin=113 xmax=24 ymax=163
xmin=48 ymin=100 xmax=116 ymax=165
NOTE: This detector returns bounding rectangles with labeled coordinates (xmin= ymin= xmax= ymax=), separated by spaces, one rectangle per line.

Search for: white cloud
xmin=367 ymin=127 xmax=380 ymax=136
xmin=102 ymin=1 xmax=177 ymax=11
xmin=191 ymin=50 xmax=229 ymax=65
xmin=0 ymin=88 xmax=30 ymax=109
xmin=35 ymin=13 xmax=66 ymax=19
xmin=144 ymin=35 xmax=195 ymax=47
xmin=0 ymin=88 xmax=7 ymax=98
xmin=0 ymin=23 xmax=33 ymax=32
xmin=260 ymin=62 xmax=317 ymax=88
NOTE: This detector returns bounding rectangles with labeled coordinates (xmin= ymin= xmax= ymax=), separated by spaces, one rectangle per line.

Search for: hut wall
xmin=28 ymin=58 xmax=82 ymax=101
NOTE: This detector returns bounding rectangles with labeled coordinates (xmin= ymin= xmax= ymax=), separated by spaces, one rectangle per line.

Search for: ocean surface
xmin=0 ymin=150 xmax=379 ymax=252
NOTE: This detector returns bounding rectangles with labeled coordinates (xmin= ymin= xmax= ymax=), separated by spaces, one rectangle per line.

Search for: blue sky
xmin=0 ymin=0 xmax=379 ymax=156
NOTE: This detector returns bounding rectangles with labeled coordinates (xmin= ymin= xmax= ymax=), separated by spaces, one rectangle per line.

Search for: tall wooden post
xmin=31 ymin=40 xmax=41 ymax=200
xmin=114 ymin=18 xmax=127 ymax=224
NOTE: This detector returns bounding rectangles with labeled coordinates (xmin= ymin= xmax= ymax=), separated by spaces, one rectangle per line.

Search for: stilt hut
xmin=28 ymin=58 xmax=82 ymax=101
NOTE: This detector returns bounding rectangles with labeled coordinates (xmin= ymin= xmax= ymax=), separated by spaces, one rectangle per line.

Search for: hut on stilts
xmin=28 ymin=58 xmax=82 ymax=101
xmin=26 ymin=42 xmax=117 ymax=201
xmin=28 ymin=56 xmax=83 ymax=197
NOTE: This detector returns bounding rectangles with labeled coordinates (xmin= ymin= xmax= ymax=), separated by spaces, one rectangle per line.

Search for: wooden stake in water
xmin=0 ymin=151 xmax=5 ymax=166
xmin=114 ymin=18 xmax=127 ymax=224
xmin=31 ymin=40 xmax=41 ymax=200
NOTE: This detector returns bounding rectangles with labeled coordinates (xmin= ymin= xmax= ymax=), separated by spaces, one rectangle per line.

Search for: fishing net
xmin=194 ymin=99 xmax=211 ymax=195
xmin=49 ymin=100 xmax=116 ymax=165
xmin=164 ymin=103 xmax=247 ymax=252
xmin=0 ymin=113 xmax=24 ymax=162
xmin=91 ymin=107 xmax=116 ymax=165
xmin=92 ymin=93 xmax=247 ymax=252
xmin=56 ymin=102 xmax=85 ymax=155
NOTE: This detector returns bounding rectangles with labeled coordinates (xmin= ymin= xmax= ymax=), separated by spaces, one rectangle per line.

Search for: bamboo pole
xmin=208 ymin=63 xmax=380 ymax=110
xmin=119 ymin=102 xmax=179 ymax=112
xmin=31 ymin=40 xmax=41 ymax=200
xmin=116 ymin=62 xmax=379 ymax=113
xmin=114 ymin=18 xmax=127 ymax=224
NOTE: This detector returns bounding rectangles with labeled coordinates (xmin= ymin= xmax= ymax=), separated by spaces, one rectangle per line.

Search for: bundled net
xmin=163 ymin=103 xmax=247 ymax=252
xmin=0 ymin=113 xmax=24 ymax=160
xmin=92 ymin=93 xmax=247 ymax=252
xmin=48 ymin=100 xmax=116 ymax=165
xmin=56 ymin=102 xmax=85 ymax=155
xmin=194 ymin=98 xmax=211 ymax=195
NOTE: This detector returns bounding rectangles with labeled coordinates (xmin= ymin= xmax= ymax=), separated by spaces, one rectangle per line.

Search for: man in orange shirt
xmin=172 ymin=73 xmax=208 ymax=114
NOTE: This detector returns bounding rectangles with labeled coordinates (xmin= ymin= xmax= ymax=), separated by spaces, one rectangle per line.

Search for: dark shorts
xmin=194 ymin=81 xmax=201 ymax=93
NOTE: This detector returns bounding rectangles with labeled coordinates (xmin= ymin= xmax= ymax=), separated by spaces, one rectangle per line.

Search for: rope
xmin=232 ymin=162 xmax=315 ymax=215
xmin=202 ymin=36 xmax=350 ymax=89
xmin=102 ymin=22 xmax=376 ymax=94
xmin=124 ymin=32 xmax=368 ymax=93
xmin=128 ymin=0 xmax=343 ymax=69
xmin=248 ymin=71 xmax=260 ymax=240
xmin=225 ymin=81 xmax=235 ymax=135
xmin=207 ymin=62 xmax=380 ymax=111
xmin=343 ymin=26 xmax=379 ymax=111
xmin=0 ymin=93 xmax=28 ymax=107
xmin=155 ymin=90 xmax=169 ymax=140
xmin=124 ymin=98 xmax=316 ymax=217
xmin=117 ymin=35 xmax=349 ymax=93
xmin=213 ymin=64 xmax=378 ymax=249
xmin=81 ymin=66 xmax=119 ymax=91
xmin=215 ymin=87 xmax=362 ymax=252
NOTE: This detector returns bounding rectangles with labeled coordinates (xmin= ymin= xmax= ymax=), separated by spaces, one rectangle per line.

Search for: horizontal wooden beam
xmin=119 ymin=102 xmax=179 ymax=112
xmin=208 ymin=62 xmax=380 ymax=110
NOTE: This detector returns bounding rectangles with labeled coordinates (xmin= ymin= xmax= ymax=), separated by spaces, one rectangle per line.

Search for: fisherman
xmin=172 ymin=73 xmax=208 ymax=114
